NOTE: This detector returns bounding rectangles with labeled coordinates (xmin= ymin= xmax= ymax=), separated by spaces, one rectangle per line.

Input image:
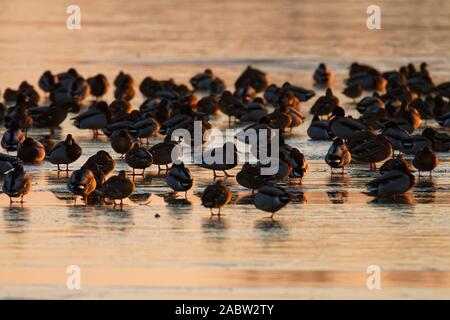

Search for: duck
xmin=313 ymin=63 xmax=334 ymax=88
xmin=17 ymin=137 xmax=46 ymax=163
xmin=1 ymin=124 xmax=25 ymax=152
xmin=421 ymin=128 xmax=450 ymax=152
xmin=307 ymin=115 xmax=333 ymax=140
xmin=310 ymin=88 xmax=339 ymax=118
xmin=38 ymin=70 xmax=57 ymax=95
xmin=110 ymin=130 xmax=133 ymax=157
xmin=102 ymin=170 xmax=136 ymax=206
xmin=266 ymin=105 xmax=292 ymax=132
xmin=350 ymin=134 xmax=393 ymax=170
xmin=39 ymin=136 xmax=56 ymax=155
xmin=29 ymin=101 xmax=74 ymax=134
xmin=437 ymin=112 xmax=450 ymax=128
xmin=329 ymin=106 xmax=367 ymax=140
xmin=278 ymin=141 xmax=307 ymax=179
xmin=400 ymin=134 xmax=432 ymax=154
xmin=356 ymin=93 xmax=384 ymax=114
xmin=236 ymin=163 xmax=268 ymax=194
xmin=48 ymin=134 xmax=82 ymax=171
xmin=165 ymin=162 xmax=194 ymax=197
xmin=379 ymin=154 xmax=414 ymax=175
xmin=325 ymin=138 xmax=351 ymax=174
xmin=190 ymin=69 xmax=214 ymax=92
xmin=87 ymin=74 xmax=109 ymax=100
xmin=412 ymin=146 xmax=439 ymax=177
xmin=201 ymin=180 xmax=232 ymax=215
xmin=68 ymin=168 xmax=97 ymax=204
xmin=240 ymin=97 xmax=268 ymax=122
xmin=109 ymin=99 xmax=132 ymax=121
xmin=381 ymin=121 xmax=411 ymax=151
xmin=199 ymin=142 xmax=238 ymax=178
xmin=254 ymin=185 xmax=291 ymax=219
xmin=234 ymin=66 xmax=268 ymax=93
xmin=0 ymin=153 xmax=20 ymax=174
xmin=68 ymin=76 xmax=90 ymax=102
xmin=280 ymin=82 xmax=315 ymax=102
xmin=367 ymin=166 xmax=416 ymax=198
xmin=72 ymin=101 xmax=111 ymax=138
xmin=129 ymin=116 xmax=160 ymax=144
xmin=196 ymin=95 xmax=220 ymax=115
xmin=114 ymin=71 xmax=135 ymax=101
xmin=125 ymin=143 xmax=153 ymax=175
xmin=2 ymin=165 xmax=31 ymax=204
xmin=342 ymin=83 xmax=363 ymax=102
xmin=82 ymin=150 xmax=115 ymax=177
xmin=149 ymin=136 xmax=180 ymax=172
xmin=218 ymin=90 xmax=245 ymax=125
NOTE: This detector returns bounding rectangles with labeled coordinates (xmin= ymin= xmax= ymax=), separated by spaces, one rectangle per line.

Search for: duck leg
xmin=270 ymin=212 xmax=275 ymax=220
xmin=223 ymin=170 xmax=234 ymax=177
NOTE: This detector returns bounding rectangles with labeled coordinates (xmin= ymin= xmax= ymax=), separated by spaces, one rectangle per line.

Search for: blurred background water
xmin=0 ymin=0 xmax=450 ymax=299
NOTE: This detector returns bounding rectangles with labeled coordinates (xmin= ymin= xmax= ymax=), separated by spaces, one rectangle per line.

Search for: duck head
xmin=331 ymin=106 xmax=345 ymax=118
xmin=65 ymin=134 xmax=74 ymax=146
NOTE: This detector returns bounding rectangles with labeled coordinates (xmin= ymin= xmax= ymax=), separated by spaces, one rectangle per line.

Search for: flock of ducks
xmin=0 ymin=61 xmax=449 ymax=218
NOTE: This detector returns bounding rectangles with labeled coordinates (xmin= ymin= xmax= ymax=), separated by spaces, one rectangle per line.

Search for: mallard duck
xmin=313 ymin=63 xmax=334 ymax=88
xmin=400 ymin=134 xmax=432 ymax=154
xmin=196 ymin=95 xmax=220 ymax=115
xmin=190 ymin=69 xmax=214 ymax=92
xmin=329 ymin=106 xmax=367 ymax=140
xmin=129 ymin=116 xmax=160 ymax=144
xmin=236 ymin=163 xmax=268 ymax=194
xmin=350 ymin=134 xmax=393 ymax=170
xmin=48 ymin=134 xmax=82 ymax=171
xmin=310 ymin=88 xmax=339 ymax=118
xmin=2 ymin=165 xmax=31 ymax=203
xmin=0 ymin=153 xmax=20 ymax=174
xmin=235 ymin=66 xmax=268 ymax=93
xmin=68 ymin=168 xmax=97 ymax=204
xmin=102 ymin=170 xmax=136 ymax=206
xmin=38 ymin=70 xmax=57 ymax=95
xmin=343 ymin=83 xmax=363 ymax=102
xmin=149 ymin=136 xmax=180 ymax=172
xmin=87 ymin=74 xmax=109 ymax=100
xmin=110 ymin=130 xmax=133 ymax=157
xmin=367 ymin=166 xmax=416 ymax=198
xmin=1 ymin=124 xmax=25 ymax=152
xmin=280 ymin=82 xmax=315 ymax=102
xmin=307 ymin=115 xmax=333 ymax=140
xmin=29 ymin=101 xmax=73 ymax=134
xmin=325 ymin=138 xmax=351 ymax=174
xmin=17 ymin=137 xmax=45 ymax=163
xmin=266 ymin=105 xmax=292 ymax=132
xmin=72 ymin=101 xmax=111 ymax=138
xmin=114 ymin=71 xmax=135 ymax=101
xmin=286 ymin=147 xmax=308 ymax=182
xmin=125 ymin=143 xmax=153 ymax=175
xmin=356 ymin=93 xmax=384 ymax=114
xmin=413 ymin=146 xmax=439 ymax=177
xmin=240 ymin=98 xmax=268 ymax=122
xmin=379 ymin=154 xmax=414 ymax=175
xmin=165 ymin=162 xmax=193 ymax=197
xmin=201 ymin=180 xmax=232 ymax=215
xmin=109 ymin=99 xmax=132 ymax=121
xmin=82 ymin=150 xmax=115 ymax=176
xmin=218 ymin=90 xmax=245 ymax=125
xmin=421 ymin=128 xmax=450 ymax=152
xmin=254 ymin=185 xmax=291 ymax=219
xmin=199 ymin=142 xmax=238 ymax=178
